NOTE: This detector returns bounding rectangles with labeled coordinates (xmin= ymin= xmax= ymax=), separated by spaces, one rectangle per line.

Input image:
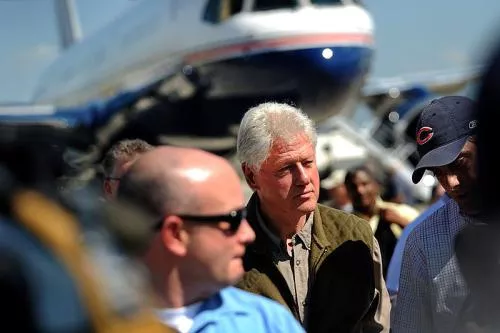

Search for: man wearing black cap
xmin=392 ymin=96 xmax=482 ymax=333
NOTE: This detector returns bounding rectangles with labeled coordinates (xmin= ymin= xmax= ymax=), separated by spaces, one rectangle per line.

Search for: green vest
xmin=237 ymin=195 xmax=382 ymax=333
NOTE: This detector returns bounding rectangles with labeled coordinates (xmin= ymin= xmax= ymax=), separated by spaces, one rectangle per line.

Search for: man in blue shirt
xmin=392 ymin=96 xmax=482 ymax=333
xmin=385 ymin=194 xmax=449 ymax=301
xmin=119 ymin=146 xmax=304 ymax=333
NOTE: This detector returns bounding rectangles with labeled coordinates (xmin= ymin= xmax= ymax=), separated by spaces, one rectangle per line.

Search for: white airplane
xmin=0 ymin=0 xmax=481 ymax=201
xmin=1 ymin=1 xmax=478 ymax=138
xmin=0 ymin=0 xmax=374 ymax=142
xmin=37 ymin=0 xmax=372 ymax=111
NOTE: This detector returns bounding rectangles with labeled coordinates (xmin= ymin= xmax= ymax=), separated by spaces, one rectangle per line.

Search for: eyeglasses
xmin=105 ymin=176 xmax=121 ymax=181
xmin=154 ymin=207 xmax=247 ymax=233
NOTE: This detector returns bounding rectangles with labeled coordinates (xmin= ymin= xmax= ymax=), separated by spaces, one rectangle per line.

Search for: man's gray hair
xmin=237 ymin=102 xmax=317 ymax=170
xmin=102 ymin=139 xmax=154 ymax=177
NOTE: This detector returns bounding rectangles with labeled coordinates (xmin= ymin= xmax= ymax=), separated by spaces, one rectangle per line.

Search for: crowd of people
xmin=4 ymin=39 xmax=500 ymax=333
xmin=89 ymin=93 xmax=482 ymax=332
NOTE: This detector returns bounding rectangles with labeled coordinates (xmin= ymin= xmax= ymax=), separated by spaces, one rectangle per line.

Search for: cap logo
xmin=416 ymin=126 xmax=434 ymax=145
xmin=469 ymin=120 xmax=478 ymax=129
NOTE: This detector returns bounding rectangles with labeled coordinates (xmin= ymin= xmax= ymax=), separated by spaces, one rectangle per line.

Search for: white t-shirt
xmin=155 ymin=302 xmax=204 ymax=333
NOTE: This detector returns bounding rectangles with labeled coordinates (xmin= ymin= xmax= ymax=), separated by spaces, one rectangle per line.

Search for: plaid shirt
xmin=392 ymin=198 xmax=479 ymax=333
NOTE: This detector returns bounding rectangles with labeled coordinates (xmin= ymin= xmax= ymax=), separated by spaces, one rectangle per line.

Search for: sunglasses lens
xmin=229 ymin=209 xmax=246 ymax=232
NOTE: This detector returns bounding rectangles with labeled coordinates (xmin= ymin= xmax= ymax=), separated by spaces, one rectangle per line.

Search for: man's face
xmin=184 ymin=173 xmax=255 ymax=288
xmin=247 ymin=133 xmax=320 ymax=217
xmin=345 ymin=170 xmax=379 ymax=212
xmin=431 ymin=139 xmax=480 ymax=215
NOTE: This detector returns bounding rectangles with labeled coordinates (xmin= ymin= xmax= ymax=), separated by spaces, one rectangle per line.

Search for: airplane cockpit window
xmin=253 ymin=0 xmax=298 ymax=11
xmin=203 ymin=0 xmax=244 ymax=24
xmin=310 ymin=0 xmax=342 ymax=4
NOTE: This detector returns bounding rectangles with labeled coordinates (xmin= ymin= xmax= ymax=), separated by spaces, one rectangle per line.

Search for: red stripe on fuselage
xmin=183 ymin=33 xmax=373 ymax=64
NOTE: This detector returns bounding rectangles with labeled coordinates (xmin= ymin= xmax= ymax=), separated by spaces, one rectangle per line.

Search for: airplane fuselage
xmin=32 ymin=0 xmax=374 ymax=143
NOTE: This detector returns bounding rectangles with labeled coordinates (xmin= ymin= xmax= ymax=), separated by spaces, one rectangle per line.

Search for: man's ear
xmin=160 ymin=216 xmax=188 ymax=257
xmin=242 ymin=164 xmax=259 ymax=191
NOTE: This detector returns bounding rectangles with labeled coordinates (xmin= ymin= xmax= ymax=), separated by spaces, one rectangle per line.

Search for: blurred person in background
xmin=320 ymin=169 xmax=352 ymax=212
xmin=118 ymin=146 xmax=305 ymax=333
xmin=344 ymin=165 xmax=419 ymax=276
xmin=101 ymin=139 xmax=153 ymax=199
xmin=0 ymin=125 xmax=171 ymax=332
xmin=392 ymin=96 xmax=482 ymax=333
xmin=236 ymin=102 xmax=390 ymax=333
xmin=383 ymin=165 xmax=418 ymax=205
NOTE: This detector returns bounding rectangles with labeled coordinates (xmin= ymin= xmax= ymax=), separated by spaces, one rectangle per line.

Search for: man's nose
xmin=445 ymin=174 xmax=460 ymax=190
xmin=294 ymin=163 xmax=310 ymax=185
xmin=355 ymin=185 xmax=366 ymax=195
xmin=238 ymin=219 xmax=256 ymax=244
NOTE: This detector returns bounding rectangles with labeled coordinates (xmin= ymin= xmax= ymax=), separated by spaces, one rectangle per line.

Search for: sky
xmin=0 ymin=0 xmax=499 ymax=103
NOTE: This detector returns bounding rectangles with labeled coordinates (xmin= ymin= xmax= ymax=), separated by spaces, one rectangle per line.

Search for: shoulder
xmin=316 ymin=204 xmax=373 ymax=242
xmin=406 ymin=198 xmax=456 ymax=248
xmin=317 ymin=204 xmax=369 ymax=228
xmin=222 ymin=287 xmax=284 ymax=310
xmin=221 ymin=287 xmax=303 ymax=329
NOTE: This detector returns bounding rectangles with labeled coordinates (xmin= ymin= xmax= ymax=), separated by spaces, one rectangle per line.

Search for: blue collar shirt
xmin=180 ymin=287 xmax=304 ymax=333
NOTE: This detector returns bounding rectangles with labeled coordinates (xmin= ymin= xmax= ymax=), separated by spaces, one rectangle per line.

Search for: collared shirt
xmin=256 ymin=209 xmax=312 ymax=324
xmin=392 ymin=198 xmax=482 ymax=333
xmin=155 ymin=287 xmax=305 ymax=333
xmin=386 ymin=195 xmax=449 ymax=298
xmin=155 ymin=301 xmax=203 ymax=333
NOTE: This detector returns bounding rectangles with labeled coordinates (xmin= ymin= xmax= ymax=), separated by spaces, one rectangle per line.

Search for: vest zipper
xmin=313 ymin=247 xmax=329 ymax=273
xmin=310 ymin=247 xmax=330 ymax=294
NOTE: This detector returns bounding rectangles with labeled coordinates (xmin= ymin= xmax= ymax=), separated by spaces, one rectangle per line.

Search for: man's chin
xmin=296 ymin=201 xmax=317 ymax=214
xmin=228 ymin=260 xmax=245 ymax=281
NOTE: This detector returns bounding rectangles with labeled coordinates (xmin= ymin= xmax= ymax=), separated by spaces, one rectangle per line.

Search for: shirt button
xmin=296 ymin=260 xmax=301 ymax=265
xmin=302 ymin=301 xmax=307 ymax=306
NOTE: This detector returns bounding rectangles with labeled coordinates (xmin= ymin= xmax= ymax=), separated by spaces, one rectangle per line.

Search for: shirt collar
xmin=189 ymin=288 xmax=248 ymax=332
xmin=256 ymin=206 xmax=313 ymax=252
xmin=256 ymin=207 xmax=282 ymax=250
xmin=296 ymin=213 xmax=313 ymax=250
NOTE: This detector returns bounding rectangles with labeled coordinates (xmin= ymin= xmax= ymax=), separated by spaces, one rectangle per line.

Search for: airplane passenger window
xmin=203 ymin=0 xmax=244 ymax=23
xmin=253 ymin=0 xmax=298 ymax=11
xmin=310 ymin=0 xmax=342 ymax=4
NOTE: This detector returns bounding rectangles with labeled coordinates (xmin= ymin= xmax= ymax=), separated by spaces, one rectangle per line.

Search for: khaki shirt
xmin=256 ymin=208 xmax=390 ymax=331
xmin=256 ymin=209 xmax=313 ymax=324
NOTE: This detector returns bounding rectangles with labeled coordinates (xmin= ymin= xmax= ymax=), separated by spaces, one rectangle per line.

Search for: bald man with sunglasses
xmin=118 ymin=146 xmax=304 ymax=333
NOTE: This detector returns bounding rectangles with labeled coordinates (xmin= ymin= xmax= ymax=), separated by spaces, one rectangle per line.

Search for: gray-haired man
xmin=235 ymin=102 xmax=390 ymax=333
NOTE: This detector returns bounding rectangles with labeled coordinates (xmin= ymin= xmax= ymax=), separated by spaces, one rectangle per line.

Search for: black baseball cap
xmin=412 ymin=96 xmax=478 ymax=184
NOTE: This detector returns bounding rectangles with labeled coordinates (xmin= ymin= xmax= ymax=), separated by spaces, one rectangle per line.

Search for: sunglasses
xmin=154 ymin=207 xmax=247 ymax=233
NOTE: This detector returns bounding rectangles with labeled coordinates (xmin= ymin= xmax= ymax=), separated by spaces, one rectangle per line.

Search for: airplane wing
xmin=0 ymin=63 xmax=197 ymax=130
xmin=355 ymin=65 xmax=484 ymax=136
xmin=0 ymin=83 xmax=158 ymax=129
xmin=362 ymin=65 xmax=483 ymax=98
